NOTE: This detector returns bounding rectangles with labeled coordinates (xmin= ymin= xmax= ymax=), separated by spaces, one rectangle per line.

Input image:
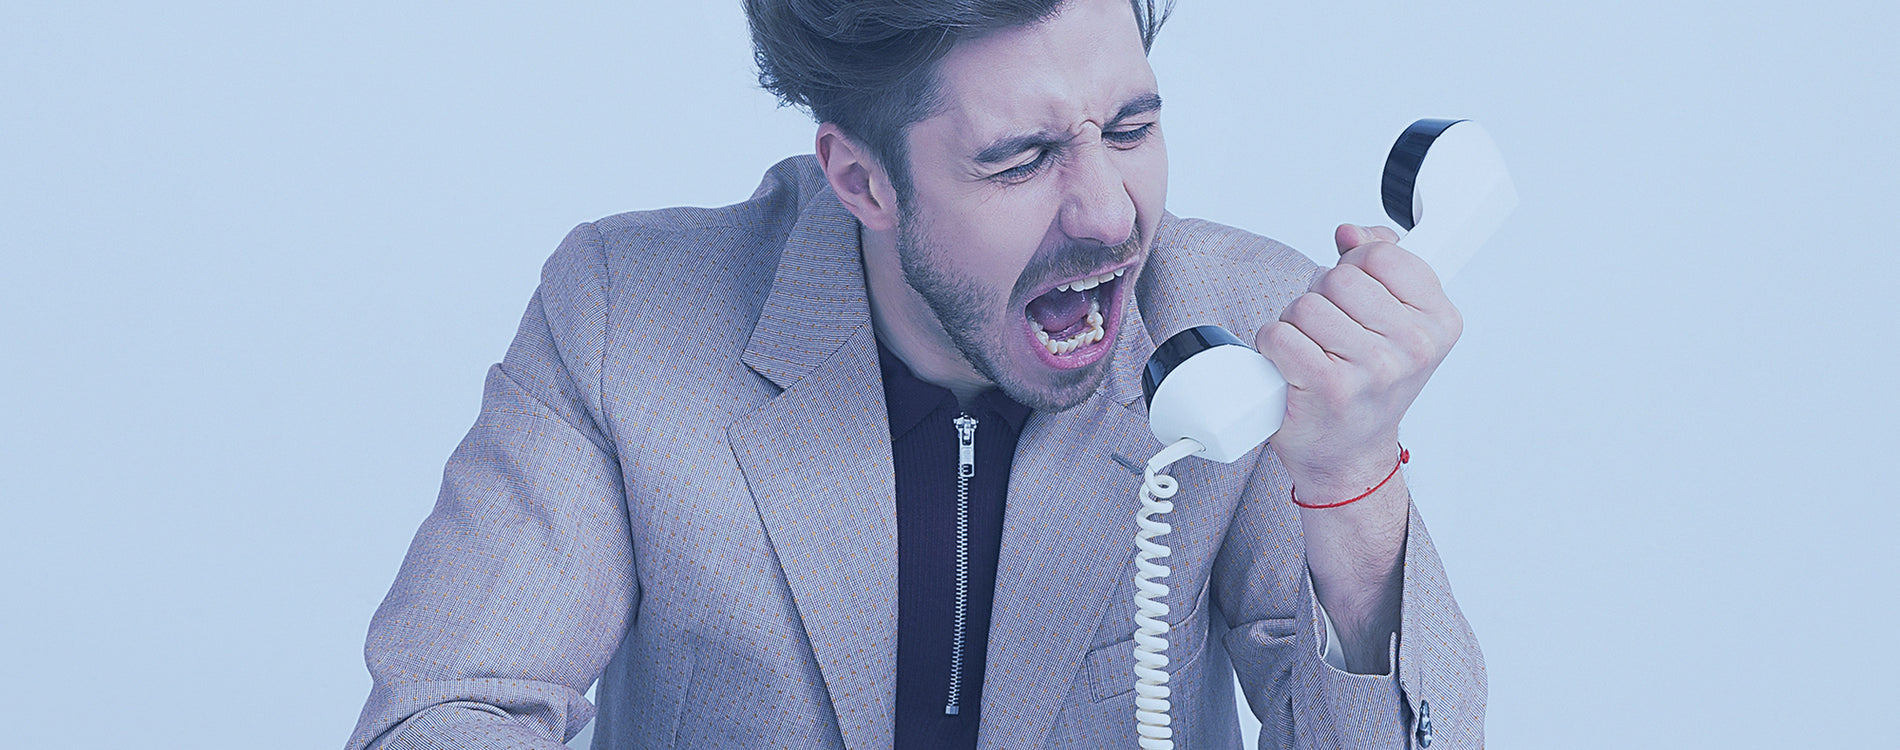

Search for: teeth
xmin=1054 ymin=269 xmax=1121 ymax=295
xmin=1037 ymin=297 xmax=1110 ymax=357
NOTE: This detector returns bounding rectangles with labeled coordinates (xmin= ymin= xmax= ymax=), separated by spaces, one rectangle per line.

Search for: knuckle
xmin=1360 ymin=242 xmax=1398 ymax=267
xmin=1398 ymin=322 xmax=1435 ymax=357
xmin=1315 ymin=267 xmax=1348 ymax=296
xmin=1368 ymin=350 xmax=1403 ymax=383
xmin=1331 ymin=261 xmax=1374 ymax=290
xmin=1260 ymin=320 xmax=1296 ymax=351
xmin=1284 ymin=291 xmax=1325 ymax=321
xmin=1404 ymin=339 xmax=1436 ymax=371
xmin=1368 ymin=243 xmax=1421 ymax=278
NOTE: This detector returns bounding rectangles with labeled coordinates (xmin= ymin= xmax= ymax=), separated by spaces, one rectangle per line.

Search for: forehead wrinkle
xmin=952 ymin=78 xmax=1152 ymax=162
xmin=943 ymin=70 xmax=1136 ymax=159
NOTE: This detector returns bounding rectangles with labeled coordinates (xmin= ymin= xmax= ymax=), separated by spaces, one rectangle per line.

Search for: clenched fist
xmin=1255 ymin=223 xmax=1462 ymax=503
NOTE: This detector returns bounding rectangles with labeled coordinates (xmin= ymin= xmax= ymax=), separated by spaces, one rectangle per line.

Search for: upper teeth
xmin=1056 ymin=268 xmax=1124 ymax=293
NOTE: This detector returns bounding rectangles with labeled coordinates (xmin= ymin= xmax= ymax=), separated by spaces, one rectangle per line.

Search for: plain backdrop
xmin=3 ymin=1 xmax=1896 ymax=748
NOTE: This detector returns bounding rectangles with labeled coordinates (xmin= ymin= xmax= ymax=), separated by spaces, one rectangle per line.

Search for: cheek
xmin=1125 ymin=137 xmax=1169 ymax=226
xmin=944 ymin=193 xmax=1060 ymax=299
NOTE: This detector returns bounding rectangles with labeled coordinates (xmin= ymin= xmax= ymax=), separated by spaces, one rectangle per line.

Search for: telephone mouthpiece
xmin=1141 ymin=325 xmax=1287 ymax=464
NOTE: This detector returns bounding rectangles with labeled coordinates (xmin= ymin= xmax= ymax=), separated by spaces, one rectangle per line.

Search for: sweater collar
xmin=876 ymin=339 xmax=1032 ymax=441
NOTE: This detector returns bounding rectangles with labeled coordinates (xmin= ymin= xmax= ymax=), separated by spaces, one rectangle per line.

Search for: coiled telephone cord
xmin=1133 ymin=437 xmax=1202 ymax=750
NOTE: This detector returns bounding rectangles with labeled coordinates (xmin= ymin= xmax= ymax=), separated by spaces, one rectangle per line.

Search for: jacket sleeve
xmin=1214 ymin=448 xmax=1486 ymax=749
xmin=345 ymin=222 xmax=637 ymax=750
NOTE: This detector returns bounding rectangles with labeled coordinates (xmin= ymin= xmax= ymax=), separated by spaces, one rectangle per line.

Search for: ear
xmin=815 ymin=123 xmax=901 ymax=233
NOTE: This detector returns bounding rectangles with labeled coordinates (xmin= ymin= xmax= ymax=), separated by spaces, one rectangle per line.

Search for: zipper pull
xmin=954 ymin=414 xmax=977 ymax=478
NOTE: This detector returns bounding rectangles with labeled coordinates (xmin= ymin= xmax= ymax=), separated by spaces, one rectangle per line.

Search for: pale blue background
xmin=2 ymin=1 xmax=1895 ymax=748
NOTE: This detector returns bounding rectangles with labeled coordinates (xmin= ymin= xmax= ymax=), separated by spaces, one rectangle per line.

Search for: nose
xmin=1058 ymin=134 xmax=1137 ymax=248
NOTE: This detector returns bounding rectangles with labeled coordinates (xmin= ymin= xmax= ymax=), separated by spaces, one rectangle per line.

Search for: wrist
xmin=1292 ymin=448 xmax=1407 ymax=510
xmin=1284 ymin=441 xmax=1405 ymax=505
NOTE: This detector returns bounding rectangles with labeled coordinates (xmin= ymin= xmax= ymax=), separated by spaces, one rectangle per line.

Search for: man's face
xmin=896 ymin=0 xmax=1167 ymax=413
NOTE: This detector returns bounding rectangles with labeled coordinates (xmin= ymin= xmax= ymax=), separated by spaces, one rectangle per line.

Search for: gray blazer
xmin=347 ymin=156 xmax=1484 ymax=750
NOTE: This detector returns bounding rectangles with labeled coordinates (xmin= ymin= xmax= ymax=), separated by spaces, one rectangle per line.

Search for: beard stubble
xmin=893 ymin=209 xmax=1143 ymax=413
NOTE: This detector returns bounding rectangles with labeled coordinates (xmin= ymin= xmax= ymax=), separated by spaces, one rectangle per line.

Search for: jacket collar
xmin=739 ymin=161 xmax=874 ymax=391
xmin=733 ymin=158 xmax=1170 ymax=749
xmin=739 ymin=157 xmax=1158 ymax=406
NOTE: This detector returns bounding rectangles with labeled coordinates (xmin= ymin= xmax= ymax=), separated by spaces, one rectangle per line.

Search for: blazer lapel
xmin=729 ymin=185 xmax=898 ymax=750
xmin=729 ymin=182 xmax=1191 ymax=747
xmin=979 ymin=294 xmax=1163 ymax=747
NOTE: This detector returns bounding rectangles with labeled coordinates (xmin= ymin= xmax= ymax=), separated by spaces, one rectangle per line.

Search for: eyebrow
xmin=971 ymin=92 xmax=1164 ymax=165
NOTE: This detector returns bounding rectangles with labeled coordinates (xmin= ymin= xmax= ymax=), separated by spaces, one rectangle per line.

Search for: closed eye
xmin=992 ymin=148 xmax=1053 ymax=183
xmin=1104 ymin=122 xmax=1156 ymax=147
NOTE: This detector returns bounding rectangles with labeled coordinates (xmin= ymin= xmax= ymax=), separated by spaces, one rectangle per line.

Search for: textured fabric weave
xmin=347 ymin=156 xmax=1485 ymax=750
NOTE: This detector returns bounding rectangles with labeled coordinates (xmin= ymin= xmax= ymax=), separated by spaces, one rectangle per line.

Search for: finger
xmin=1277 ymin=290 xmax=1381 ymax=364
xmin=1333 ymin=224 xmax=1402 ymax=255
xmin=1254 ymin=319 xmax=1331 ymax=390
xmin=1336 ymin=240 xmax=1454 ymax=317
xmin=1313 ymin=261 xmax=1413 ymax=337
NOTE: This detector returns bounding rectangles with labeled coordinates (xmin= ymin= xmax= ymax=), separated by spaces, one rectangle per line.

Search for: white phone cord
xmin=1134 ymin=437 xmax=1203 ymax=750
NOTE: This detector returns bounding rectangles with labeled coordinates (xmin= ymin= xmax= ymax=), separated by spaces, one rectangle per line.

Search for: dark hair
xmin=746 ymin=0 xmax=1173 ymax=201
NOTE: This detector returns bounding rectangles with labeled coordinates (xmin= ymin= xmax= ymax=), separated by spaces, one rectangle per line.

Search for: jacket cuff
xmin=1298 ymin=567 xmax=1409 ymax=747
xmin=1295 ymin=499 xmax=1485 ymax=748
xmin=1389 ymin=500 xmax=1488 ymax=748
xmin=365 ymin=697 xmax=577 ymax=750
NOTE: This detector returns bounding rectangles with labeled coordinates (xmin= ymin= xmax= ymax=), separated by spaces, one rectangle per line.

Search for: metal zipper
xmin=946 ymin=413 xmax=977 ymax=715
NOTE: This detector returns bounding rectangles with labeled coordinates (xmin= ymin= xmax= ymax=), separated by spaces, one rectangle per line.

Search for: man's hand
xmin=1252 ymin=223 xmax=1463 ymax=673
xmin=1256 ymin=223 xmax=1462 ymax=495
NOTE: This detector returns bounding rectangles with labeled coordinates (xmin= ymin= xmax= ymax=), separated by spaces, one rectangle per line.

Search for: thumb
xmin=1333 ymin=223 xmax=1401 ymax=256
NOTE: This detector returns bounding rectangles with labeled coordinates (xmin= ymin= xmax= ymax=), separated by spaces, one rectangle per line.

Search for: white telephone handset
xmin=1129 ymin=120 xmax=1517 ymax=749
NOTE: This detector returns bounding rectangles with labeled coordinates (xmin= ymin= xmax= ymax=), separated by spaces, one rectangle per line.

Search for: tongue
xmin=1026 ymin=287 xmax=1092 ymax=334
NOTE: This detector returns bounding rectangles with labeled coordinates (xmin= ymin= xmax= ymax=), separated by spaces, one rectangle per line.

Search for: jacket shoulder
xmin=1152 ymin=214 xmax=1318 ymax=277
xmin=1137 ymin=214 xmax=1322 ymax=341
xmin=523 ymin=156 xmax=830 ymax=392
xmin=585 ymin=155 xmax=829 ymax=276
xmin=536 ymin=154 xmax=830 ymax=331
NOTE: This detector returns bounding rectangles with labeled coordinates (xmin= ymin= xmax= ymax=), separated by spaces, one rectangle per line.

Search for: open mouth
xmin=1022 ymin=264 xmax=1130 ymax=368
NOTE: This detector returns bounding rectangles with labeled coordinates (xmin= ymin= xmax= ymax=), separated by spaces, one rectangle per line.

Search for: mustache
xmin=1013 ymin=226 xmax=1145 ymax=300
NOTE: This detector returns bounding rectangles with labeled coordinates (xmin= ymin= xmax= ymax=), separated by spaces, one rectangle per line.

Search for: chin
xmin=898 ymin=216 xmax=1146 ymax=413
xmin=997 ymin=358 xmax=1111 ymax=413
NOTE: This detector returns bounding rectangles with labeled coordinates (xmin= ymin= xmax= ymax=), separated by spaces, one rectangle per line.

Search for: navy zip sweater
xmin=878 ymin=341 xmax=1031 ymax=749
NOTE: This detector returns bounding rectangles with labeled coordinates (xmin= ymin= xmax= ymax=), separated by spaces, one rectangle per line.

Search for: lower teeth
xmin=1036 ymin=299 xmax=1105 ymax=356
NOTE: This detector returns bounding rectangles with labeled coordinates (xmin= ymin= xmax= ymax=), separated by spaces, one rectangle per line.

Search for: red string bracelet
xmin=1290 ymin=446 xmax=1410 ymax=510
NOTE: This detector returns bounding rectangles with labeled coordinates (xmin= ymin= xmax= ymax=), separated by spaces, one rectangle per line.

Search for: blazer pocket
xmin=1084 ymin=579 xmax=1212 ymax=703
xmin=663 ymin=650 xmax=700 ymax=747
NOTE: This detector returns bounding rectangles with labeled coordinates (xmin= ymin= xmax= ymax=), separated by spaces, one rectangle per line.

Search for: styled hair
xmin=746 ymin=0 xmax=1173 ymax=200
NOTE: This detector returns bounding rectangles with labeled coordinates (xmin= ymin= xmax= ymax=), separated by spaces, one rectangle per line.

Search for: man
xmin=347 ymin=0 xmax=1483 ymax=748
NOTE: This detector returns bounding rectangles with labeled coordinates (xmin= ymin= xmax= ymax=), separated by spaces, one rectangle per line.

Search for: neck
xmin=859 ymin=222 xmax=993 ymax=407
